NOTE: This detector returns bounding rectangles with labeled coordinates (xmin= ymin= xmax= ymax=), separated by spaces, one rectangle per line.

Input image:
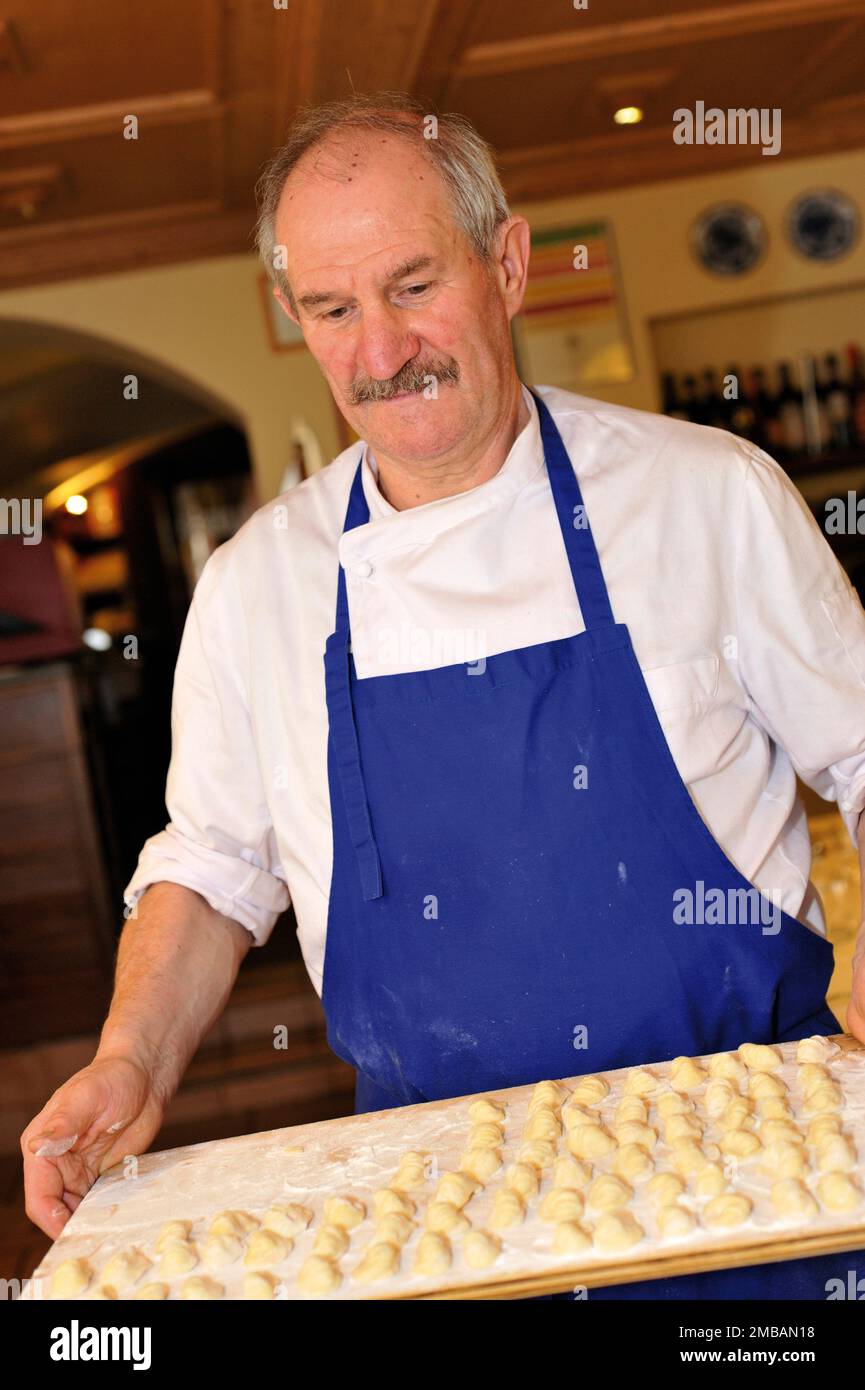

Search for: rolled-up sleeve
xmin=123 ymin=542 xmax=289 ymax=943
xmin=736 ymin=443 xmax=865 ymax=844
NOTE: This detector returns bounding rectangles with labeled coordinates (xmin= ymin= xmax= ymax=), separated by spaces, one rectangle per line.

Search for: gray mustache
xmin=348 ymin=358 xmax=460 ymax=405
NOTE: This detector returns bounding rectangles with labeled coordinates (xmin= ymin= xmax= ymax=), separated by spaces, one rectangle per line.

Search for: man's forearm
xmin=96 ymin=882 xmax=252 ymax=1105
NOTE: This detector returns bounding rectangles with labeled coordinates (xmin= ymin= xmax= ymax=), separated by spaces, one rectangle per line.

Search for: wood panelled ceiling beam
xmin=0 ymin=203 xmax=255 ymax=292
xmin=499 ymin=94 xmax=865 ymax=204
xmin=455 ymin=0 xmax=865 ymax=78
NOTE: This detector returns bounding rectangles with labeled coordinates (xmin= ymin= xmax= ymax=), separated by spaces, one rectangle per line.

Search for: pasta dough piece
xmin=614 ymin=1121 xmax=657 ymax=1150
xmin=704 ymin=1193 xmax=753 ymax=1228
xmin=540 ymin=1187 xmax=585 ymax=1223
xmin=459 ymin=1147 xmax=502 ymax=1183
xmin=436 ymin=1172 xmax=477 ymax=1207
xmin=552 ymin=1221 xmax=592 ymax=1253
xmin=771 ymin=1178 xmax=819 ymax=1220
xmin=376 ymin=1212 xmax=414 ymax=1246
xmin=717 ymin=1098 xmax=755 ymax=1132
xmin=806 ymin=1114 xmax=842 ymax=1146
xmin=87 ymin=1287 xmax=116 ymax=1300
xmin=210 ymin=1210 xmax=258 ymax=1238
xmin=154 ymin=1220 xmax=192 ymax=1251
xmin=463 ymin=1230 xmax=501 ymax=1268
xmin=614 ymin=1144 xmax=653 ymax=1181
xmin=663 ymin=1114 xmax=702 ymax=1143
xmin=469 ymin=1098 xmax=506 ymax=1123
xmin=624 ymin=1067 xmax=659 ymax=1096
xmin=243 ymin=1272 xmax=276 ymax=1300
xmin=571 ymin=1075 xmax=609 ymax=1106
xmin=646 ymin=1171 xmax=686 ymax=1206
xmin=748 ymin=1072 xmax=787 ymax=1099
xmin=529 ymin=1080 xmax=567 ymax=1111
xmin=796 ymin=1035 xmax=840 ymax=1064
xmin=312 ymin=1224 xmax=350 ymax=1259
xmin=505 ymin=1161 xmax=541 ymax=1199
xmin=134 ymin=1283 xmax=168 ymax=1300
xmin=100 ymin=1248 xmax=150 ymax=1292
xmin=262 ymin=1202 xmax=313 ymax=1237
xmin=323 ymin=1195 xmax=366 ymax=1229
xmin=817 ymin=1173 xmax=861 ymax=1213
xmin=298 ymin=1255 xmax=341 ymax=1294
xmin=669 ymin=1056 xmax=708 ymax=1091
xmin=413 ymin=1232 xmax=452 ymax=1275
xmin=657 ymin=1204 xmax=698 ymax=1239
xmin=567 ymin=1124 xmax=616 ymax=1160
xmin=588 ymin=1174 xmax=633 ymax=1212
xmin=593 ymin=1211 xmax=643 ymax=1251
xmin=738 ymin=1042 xmax=781 ymax=1072
xmin=719 ymin=1129 xmax=762 ymax=1158
xmin=244 ymin=1229 xmax=291 ymax=1268
xmin=180 ymin=1276 xmax=223 ymax=1300
xmin=372 ymin=1188 xmax=415 ymax=1219
xmin=760 ymin=1140 xmax=808 ymax=1178
xmin=761 ymin=1120 xmax=804 ymax=1146
xmin=50 ymin=1258 xmax=92 ymax=1298
xmin=470 ymin=1121 xmax=506 ymax=1148
xmin=707 ymin=1051 xmax=746 ymax=1083
xmin=392 ymin=1152 xmax=428 ymax=1191
xmin=798 ymin=1064 xmax=830 ymax=1093
xmin=693 ymin=1163 xmax=727 ymax=1199
xmin=816 ymin=1134 xmax=856 ymax=1173
xmin=523 ymin=1109 xmax=560 ymax=1142
xmin=203 ymin=1233 xmax=243 ymax=1269
xmin=159 ymin=1241 xmax=198 ymax=1277
xmin=351 ymin=1241 xmax=399 ymax=1284
xmin=519 ymin=1140 xmax=557 ymax=1169
xmin=552 ymin=1157 xmax=591 ymax=1190
xmin=671 ymin=1139 xmax=716 ymax=1174
xmin=425 ymin=1202 xmax=471 ymax=1235
xmin=704 ymin=1078 xmax=737 ymax=1118
xmin=656 ymin=1092 xmax=694 ymax=1119
xmin=803 ymin=1083 xmax=843 ymax=1113
xmin=615 ymin=1096 xmax=648 ymax=1125
xmin=757 ymin=1097 xmax=792 ymax=1121
xmin=563 ymin=1105 xmax=596 ymax=1132
xmin=489 ymin=1189 xmax=526 ymax=1229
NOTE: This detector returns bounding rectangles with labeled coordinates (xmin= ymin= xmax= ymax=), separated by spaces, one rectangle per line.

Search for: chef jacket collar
xmin=338 ymin=382 xmax=544 ymax=566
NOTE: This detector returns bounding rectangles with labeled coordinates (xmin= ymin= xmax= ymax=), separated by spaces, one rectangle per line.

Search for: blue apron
xmin=321 ymin=390 xmax=854 ymax=1299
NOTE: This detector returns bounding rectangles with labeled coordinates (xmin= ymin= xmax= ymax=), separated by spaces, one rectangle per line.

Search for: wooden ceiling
xmin=1 ymin=0 xmax=864 ymax=292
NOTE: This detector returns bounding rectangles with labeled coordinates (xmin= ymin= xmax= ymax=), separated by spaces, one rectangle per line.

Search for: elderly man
xmin=22 ymin=94 xmax=865 ymax=1300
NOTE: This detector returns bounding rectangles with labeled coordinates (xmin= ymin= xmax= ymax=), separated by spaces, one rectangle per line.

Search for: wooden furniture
xmin=0 ymin=662 xmax=115 ymax=1046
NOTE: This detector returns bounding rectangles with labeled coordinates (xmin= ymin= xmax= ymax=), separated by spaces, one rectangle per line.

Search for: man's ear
xmin=273 ymin=286 xmax=300 ymax=327
xmin=494 ymin=216 xmax=531 ymax=322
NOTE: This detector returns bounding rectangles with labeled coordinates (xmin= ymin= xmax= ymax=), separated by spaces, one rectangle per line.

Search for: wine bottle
xmin=777 ymin=362 xmax=806 ymax=459
xmin=823 ymin=352 xmax=852 ymax=452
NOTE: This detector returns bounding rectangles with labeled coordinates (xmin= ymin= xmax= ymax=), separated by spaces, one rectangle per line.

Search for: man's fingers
xmin=30 ymin=1132 xmax=78 ymax=1158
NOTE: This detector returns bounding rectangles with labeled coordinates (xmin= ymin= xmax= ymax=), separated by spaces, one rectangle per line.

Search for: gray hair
xmin=254 ymin=92 xmax=510 ymax=307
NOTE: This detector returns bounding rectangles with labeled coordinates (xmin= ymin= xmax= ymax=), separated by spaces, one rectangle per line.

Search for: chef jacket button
xmin=354 ymin=560 xmax=374 ymax=579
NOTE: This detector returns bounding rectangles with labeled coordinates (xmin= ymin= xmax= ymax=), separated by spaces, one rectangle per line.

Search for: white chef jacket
xmin=124 ymin=383 xmax=865 ymax=992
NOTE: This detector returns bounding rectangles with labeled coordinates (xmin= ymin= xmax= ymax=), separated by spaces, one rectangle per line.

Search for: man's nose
xmin=354 ymin=303 xmax=420 ymax=383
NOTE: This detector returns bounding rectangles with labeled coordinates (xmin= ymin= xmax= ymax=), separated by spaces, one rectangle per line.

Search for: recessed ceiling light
xmin=613 ymin=106 xmax=644 ymax=126
xmin=65 ymin=494 xmax=88 ymax=515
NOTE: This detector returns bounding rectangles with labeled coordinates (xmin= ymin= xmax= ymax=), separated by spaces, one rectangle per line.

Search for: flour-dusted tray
xmin=25 ymin=1035 xmax=865 ymax=1300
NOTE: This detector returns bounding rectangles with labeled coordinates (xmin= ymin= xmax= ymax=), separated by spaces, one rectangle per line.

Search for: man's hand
xmin=20 ymin=1055 xmax=166 ymax=1239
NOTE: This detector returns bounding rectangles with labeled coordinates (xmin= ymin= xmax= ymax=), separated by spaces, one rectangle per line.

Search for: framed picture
xmin=258 ymin=273 xmax=307 ymax=351
xmin=513 ymin=221 xmax=635 ymax=389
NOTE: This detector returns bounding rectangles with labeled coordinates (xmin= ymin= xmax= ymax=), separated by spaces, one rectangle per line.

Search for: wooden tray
xmin=26 ymin=1035 xmax=865 ymax=1300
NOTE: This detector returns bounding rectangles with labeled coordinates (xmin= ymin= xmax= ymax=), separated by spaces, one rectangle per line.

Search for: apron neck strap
xmin=333 ymin=392 xmax=615 ymax=636
xmin=531 ymin=389 xmax=614 ymax=629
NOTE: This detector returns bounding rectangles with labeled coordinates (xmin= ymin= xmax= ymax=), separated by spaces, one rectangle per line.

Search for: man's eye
xmin=403 ymin=283 xmax=430 ymax=296
xmin=325 ymin=306 xmax=350 ymax=320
